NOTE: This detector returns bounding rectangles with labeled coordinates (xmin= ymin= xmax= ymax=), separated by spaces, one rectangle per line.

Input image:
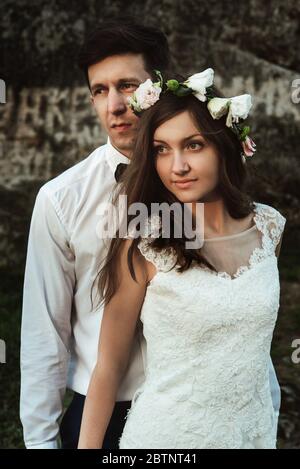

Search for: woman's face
xmin=154 ymin=110 xmax=220 ymax=203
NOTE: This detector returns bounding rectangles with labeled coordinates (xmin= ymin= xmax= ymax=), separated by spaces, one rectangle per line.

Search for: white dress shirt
xmin=20 ymin=137 xmax=147 ymax=448
xmin=20 ymin=136 xmax=281 ymax=449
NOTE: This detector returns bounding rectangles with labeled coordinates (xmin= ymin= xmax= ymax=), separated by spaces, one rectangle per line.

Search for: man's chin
xmin=109 ymin=133 xmax=136 ymax=156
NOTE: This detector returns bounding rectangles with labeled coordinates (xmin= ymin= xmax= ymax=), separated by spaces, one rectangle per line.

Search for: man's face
xmin=88 ymin=53 xmax=151 ymax=157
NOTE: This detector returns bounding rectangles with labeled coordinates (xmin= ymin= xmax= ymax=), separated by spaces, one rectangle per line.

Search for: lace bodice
xmin=119 ymin=202 xmax=286 ymax=449
xmin=137 ymin=201 xmax=286 ymax=280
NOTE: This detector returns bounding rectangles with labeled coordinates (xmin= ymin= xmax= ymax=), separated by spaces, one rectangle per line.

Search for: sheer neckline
xmin=204 ymin=223 xmax=257 ymax=242
xmin=204 ymin=206 xmax=257 ymax=242
xmin=139 ymin=201 xmax=285 ymax=285
xmin=201 ymin=201 xmax=273 ymax=280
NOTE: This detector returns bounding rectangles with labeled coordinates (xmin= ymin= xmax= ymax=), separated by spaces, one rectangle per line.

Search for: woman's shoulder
xmin=253 ymin=201 xmax=287 ymax=246
xmin=254 ymin=201 xmax=286 ymax=224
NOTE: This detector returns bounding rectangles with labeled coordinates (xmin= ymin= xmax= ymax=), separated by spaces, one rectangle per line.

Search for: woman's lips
xmin=173 ymin=179 xmax=197 ymax=189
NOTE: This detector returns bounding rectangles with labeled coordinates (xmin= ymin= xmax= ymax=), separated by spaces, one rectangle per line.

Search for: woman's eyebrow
xmin=153 ymin=133 xmax=203 ymax=144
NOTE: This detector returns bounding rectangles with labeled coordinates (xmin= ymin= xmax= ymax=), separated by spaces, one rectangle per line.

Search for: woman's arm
xmin=78 ymin=239 xmax=149 ymax=449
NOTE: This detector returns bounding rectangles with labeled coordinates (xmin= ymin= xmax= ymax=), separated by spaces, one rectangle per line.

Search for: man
xmin=20 ymin=17 xmax=281 ymax=450
xmin=20 ymin=17 xmax=170 ymax=449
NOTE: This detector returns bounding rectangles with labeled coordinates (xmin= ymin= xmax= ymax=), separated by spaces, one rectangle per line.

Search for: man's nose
xmin=107 ymin=88 xmax=127 ymax=115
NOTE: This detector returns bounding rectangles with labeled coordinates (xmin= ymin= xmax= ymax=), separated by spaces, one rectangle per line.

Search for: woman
xmin=78 ymin=69 xmax=286 ymax=449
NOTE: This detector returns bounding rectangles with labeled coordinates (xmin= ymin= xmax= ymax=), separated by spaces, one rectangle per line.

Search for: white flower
xmin=207 ymin=97 xmax=230 ymax=119
xmin=207 ymin=94 xmax=253 ymax=127
xmin=127 ymin=78 xmax=161 ymax=112
xmin=184 ymin=68 xmax=214 ymax=102
xmin=226 ymin=94 xmax=252 ymax=127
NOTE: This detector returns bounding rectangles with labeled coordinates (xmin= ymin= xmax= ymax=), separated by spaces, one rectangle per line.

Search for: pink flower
xmin=128 ymin=79 xmax=161 ymax=112
xmin=242 ymin=136 xmax=256 ymax=157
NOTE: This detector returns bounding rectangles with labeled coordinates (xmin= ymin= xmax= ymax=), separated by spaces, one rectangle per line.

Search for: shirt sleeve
xmin=20 ymin=187 xmax=75 ymax=449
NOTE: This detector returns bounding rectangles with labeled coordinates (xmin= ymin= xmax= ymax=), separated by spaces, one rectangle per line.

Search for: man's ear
xmin=90 ymin=95 xmax=94 ymax=106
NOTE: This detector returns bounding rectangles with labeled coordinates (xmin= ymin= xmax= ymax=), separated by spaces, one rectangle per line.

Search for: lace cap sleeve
xmin=136 ymin=214 xmax=177 ymax=272
xmin=255 ymin=202 xmax=286 ymax=250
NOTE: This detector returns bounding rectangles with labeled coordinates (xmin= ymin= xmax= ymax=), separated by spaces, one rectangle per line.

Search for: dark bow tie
xmin=114 ymin=162 xmax=128 ymax=182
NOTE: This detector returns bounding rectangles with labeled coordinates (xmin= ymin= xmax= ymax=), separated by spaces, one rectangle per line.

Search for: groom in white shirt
xmin=20 ymin=17 xmax=170 ymax=449
xmin=20 ymin=17 xmax=281 ymax=449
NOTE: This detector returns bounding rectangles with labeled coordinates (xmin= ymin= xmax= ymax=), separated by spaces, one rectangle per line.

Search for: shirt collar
xmin=105 ymin=136 xmax=130 ymax=175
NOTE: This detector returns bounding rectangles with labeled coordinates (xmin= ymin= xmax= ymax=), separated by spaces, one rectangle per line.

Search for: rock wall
xmin=0 ymin=0 xmax=299 ymax=269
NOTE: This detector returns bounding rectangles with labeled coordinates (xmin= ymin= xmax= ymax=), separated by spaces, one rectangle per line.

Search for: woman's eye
xmin=154 ymin=146 xmax=166 ymax=154
xmin=188 ymin=141 xmax=204 ymax=150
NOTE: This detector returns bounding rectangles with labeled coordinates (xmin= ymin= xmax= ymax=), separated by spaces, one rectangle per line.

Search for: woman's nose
xmin=172 ymin=154 xmax=190 ymax=175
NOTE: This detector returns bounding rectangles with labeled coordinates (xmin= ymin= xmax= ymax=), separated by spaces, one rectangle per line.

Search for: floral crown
xmin=127 ymin=68 xmax=256 ymax=162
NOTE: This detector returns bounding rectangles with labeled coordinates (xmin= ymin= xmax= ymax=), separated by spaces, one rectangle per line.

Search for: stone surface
xmin=0 ymin=0 xmax=299 ymax=269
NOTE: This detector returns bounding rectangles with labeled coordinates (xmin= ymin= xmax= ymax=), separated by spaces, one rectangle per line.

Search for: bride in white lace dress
xmin=117 ymin=200 xmax=285 ymax=449
xmin=78 ymin=72 xmax=286 ymax=449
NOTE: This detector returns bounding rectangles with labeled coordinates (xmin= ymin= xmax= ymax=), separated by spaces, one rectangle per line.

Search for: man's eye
xmin=93 ymin=88 xmax=104 ymax=96
xmin=121 ymin=83 xmax=138 ymax=91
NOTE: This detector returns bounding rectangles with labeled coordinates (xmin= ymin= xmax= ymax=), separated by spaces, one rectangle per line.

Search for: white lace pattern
xmin=118 ymin=202 xmax=286 ymax=449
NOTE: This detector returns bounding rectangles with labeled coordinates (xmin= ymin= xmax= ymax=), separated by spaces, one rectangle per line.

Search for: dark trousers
xmin=60 ymin=392 xmax=132 ymax=449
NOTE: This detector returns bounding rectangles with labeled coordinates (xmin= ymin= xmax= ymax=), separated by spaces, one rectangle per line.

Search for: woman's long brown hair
xmin=92 ymin=84 xmax=254 ymax=308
